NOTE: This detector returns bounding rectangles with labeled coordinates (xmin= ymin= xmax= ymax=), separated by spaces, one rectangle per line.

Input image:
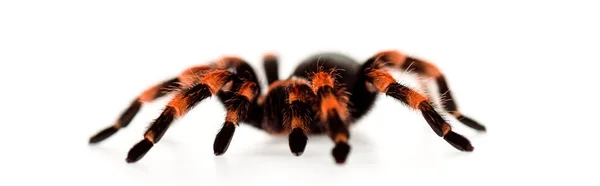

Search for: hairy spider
xmin=88 ymin=50 xmax=486 ymax=164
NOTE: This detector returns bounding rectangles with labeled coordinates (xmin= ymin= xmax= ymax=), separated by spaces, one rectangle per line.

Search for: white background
xmin=1 ymin=0 xmax=599 ymax=185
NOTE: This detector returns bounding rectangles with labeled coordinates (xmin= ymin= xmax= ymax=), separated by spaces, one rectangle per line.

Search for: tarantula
xmin=88 ymin=50 xmax=486 ymax=164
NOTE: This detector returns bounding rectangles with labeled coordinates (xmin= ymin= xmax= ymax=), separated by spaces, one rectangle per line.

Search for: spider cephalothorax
xmin=89 ymin=50 xmax=486 ymax=164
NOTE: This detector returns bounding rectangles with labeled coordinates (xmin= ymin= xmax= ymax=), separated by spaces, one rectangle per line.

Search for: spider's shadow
xmin=228 ymin=129 xmax=378 ymax=163
xmin=87 ymin=144 xmax=152 ymax=174
xmin=210 ymin=129 xmax=382 ymax=184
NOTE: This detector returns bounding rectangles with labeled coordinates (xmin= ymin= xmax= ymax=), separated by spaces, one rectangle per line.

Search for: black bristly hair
xmin=89 ymin=50 xmax=485 ymax=165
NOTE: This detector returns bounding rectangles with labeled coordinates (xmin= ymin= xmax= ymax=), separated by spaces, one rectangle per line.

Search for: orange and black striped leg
xmin=327 ymin=110 xmax=350 ymax=164
xmin=311 ymin=70 xmax=352 ymax=164
xmin=214 ymin=79 xmax=259 ymax=155
xmin=89 ymin=77 xmax=179 ymax=144
xmin=284 ymin=83 xmax=314 ymax=156
xmin=402 ymin=56 xmax=486 ymax=131
xmin=213 ymin=57 xmax=262 ymax=155
xmin=435 ymin=75 xmax=485 ymax=131
xmin=263 ymin=53 xmax=279 ymax=85
xmin=372 ymin=50 xmax=486 ymax=131
xmin=367 ymin=69 xmax=474 ymax=152
xmin=126 ymin=70 xmax=233 ymax=163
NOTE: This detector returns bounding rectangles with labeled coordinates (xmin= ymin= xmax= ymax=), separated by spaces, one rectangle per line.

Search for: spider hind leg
xmin=374 ymin=50 xmax=486 ymax=131
xmin=364 ymin=65 xmax=474 ymax=152
xmin=263 ymin=53 xmax=280 ymax=85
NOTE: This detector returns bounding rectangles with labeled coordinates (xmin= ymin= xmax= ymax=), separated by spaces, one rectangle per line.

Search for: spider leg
xmin=213 ymin=79 xmax=259 ymax=155
xmin=126 ymin=56 xmax=261 ymax=162
xmin=126 ymin=69 xmax=234 ymax=163
xmin=213 ymin=57 xmax=262 ymax=155
xmin=283 ymin=82 xmax=314 ymax=156
xmin=89 ymin=77 xmax=180 ymax=144
xmin=263 ymin=53 xmax=279 ymax=85
xmin=372 ymin=50 xmax=486 ymax=131
xmin=365 ymin=68 xmax=473 ymax=152
xmin=310 ymin=69 xmax=352 ymax=164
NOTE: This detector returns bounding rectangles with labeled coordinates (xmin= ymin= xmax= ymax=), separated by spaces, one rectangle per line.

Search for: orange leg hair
xmin=372 ymin=50 xmax=486 ymax=131
xmin=365 ymin=66 xmax=473 ymax=152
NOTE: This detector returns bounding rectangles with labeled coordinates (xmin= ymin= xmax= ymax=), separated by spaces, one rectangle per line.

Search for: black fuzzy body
xmin=245 ymin=52 xmax=379 ymax=135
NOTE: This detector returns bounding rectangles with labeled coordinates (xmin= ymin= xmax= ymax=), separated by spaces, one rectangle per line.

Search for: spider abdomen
xmin=259 ymin=53 xmax=369 ymax=135
xmin=291 ymin=52 xmax=360 ymax=90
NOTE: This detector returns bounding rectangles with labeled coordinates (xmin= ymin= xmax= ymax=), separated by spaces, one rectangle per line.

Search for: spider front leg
xmin=126 ymin=69 xmax=235 ymax=163
xmin=283 ymin=82 xmax=314 ymax=156
xmin=310 ymin=70 xmax=352 ymax=164
xmin=213 ymin=78 xmax=259 ymax=155
xmin=212 ymin=57 xmax=262 ymax=155
xmin=89 ymin=77 xmax=180 ymax=144
xmin=125 ymin=56 xmax=261 ymax=162
xmin=366 ymin=69 xmax=473 ymax=151
xmin=89 ymin=65 xmax=216 ymax=144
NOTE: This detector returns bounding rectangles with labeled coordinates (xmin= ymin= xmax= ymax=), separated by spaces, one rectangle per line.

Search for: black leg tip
xmin=126 ymin=139 xmax=154 ymax=163
xmin=289 ymin=128 xmax=308 ymax=156
xmin=125 ymin=157 xmax=137 ymax=163
xmin=457 ymin=115 xmax=486 ymax=132
xmin=213 ymin=122 xmax=236 ymax=156
xmin=332 ymin=142 xmax=351 ymax=164
xmin=443 ymin=131 xmax=474 ymax=152
xmin=89 ymin=126 xmax=119 ymax=144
